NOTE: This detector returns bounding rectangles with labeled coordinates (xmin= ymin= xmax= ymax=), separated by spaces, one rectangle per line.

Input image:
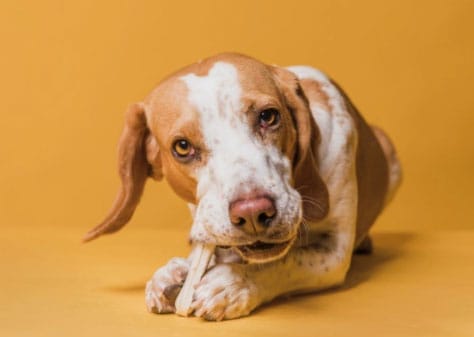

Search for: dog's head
xmin=84 ymin=53 xmax=329 ymax=263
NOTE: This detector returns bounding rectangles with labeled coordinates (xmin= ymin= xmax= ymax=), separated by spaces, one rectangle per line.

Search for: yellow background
xmin=1 ymin=1 xmax=473 ymax=336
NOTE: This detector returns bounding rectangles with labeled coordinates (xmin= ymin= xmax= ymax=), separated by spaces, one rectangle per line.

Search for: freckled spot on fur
xmin=264 ymin=154 xmax=272 ymax=169
xmin=309 ymin=231 xmax=336 ymax=253
xmin=233 ymin=158 xmax=243 ymax=166
xmin=336 ymin=117 xmax=346 ymax=127
xmin=324 ymin=266 xmax=329 ymax=272
xmin=208 ymin=166 xmax=215 ymax=176
xmin=229 ymin=118 xmax=237 ymax=128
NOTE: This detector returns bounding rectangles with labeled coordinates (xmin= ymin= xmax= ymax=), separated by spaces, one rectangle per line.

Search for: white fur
xmin=180 ymin=62 xmax=302 ymax=248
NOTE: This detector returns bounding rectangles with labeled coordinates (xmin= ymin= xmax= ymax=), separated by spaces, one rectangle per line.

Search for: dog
xmin=84 ymin=53 xmax=401 ymax=320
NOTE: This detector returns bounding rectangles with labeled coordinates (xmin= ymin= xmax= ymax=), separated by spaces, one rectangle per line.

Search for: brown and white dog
xmin=84 ymin=53 xmax=401 ymax=320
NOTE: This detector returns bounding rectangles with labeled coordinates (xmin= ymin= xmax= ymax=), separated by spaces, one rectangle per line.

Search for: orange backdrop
xmin=1 ymin=0 xmax=473 ymax=235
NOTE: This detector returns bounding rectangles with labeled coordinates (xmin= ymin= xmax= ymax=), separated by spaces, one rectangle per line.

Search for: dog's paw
xmin=191 ymin=264 xmax=260 ymax=321
xmin=145 ymin=257 xmax=189 ymax=314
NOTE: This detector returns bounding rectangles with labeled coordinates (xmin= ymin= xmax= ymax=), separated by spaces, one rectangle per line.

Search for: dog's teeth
xmin=175 ymin=243 xmax=215 ymax=317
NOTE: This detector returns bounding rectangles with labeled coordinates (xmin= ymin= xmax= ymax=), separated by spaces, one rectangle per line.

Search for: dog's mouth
xmin=225 ymin=237 xmax=296 ymax=263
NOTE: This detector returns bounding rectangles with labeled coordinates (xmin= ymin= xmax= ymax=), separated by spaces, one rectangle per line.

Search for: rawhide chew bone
xmin=175 ymin=243 xmax=215 ymax=316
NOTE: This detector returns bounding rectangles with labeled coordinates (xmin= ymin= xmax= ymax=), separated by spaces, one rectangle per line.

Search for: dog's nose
xmin=229 ymin=195 xmax=276 ymax=235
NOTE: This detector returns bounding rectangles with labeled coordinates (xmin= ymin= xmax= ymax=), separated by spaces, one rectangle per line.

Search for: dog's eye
xmin=172 ymin=139 xmax=195 ymax=160
xmin=259 ymin=108 xmax=280 ymax=128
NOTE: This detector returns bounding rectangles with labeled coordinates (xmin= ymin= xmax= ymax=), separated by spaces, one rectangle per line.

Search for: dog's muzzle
xmin=217 ymin=192 xmax=297 ymax=263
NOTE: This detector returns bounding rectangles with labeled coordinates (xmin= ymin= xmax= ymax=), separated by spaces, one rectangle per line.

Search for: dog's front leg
xmin=191 ymin=233 xmax=354 ymax=321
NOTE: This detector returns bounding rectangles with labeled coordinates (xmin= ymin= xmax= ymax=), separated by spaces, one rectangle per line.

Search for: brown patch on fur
xmin=295 ymin=76 xmax=400 ymax=247
xmin=331 ymin=81 xmax=390 ymax=246
xmin=272 ymin=67 xmax=330 ymax=222
xmin=371 ymin=125 xmax=402 ymax=206
xmin=146 ymin=78 xmax=202 ymax=203
xmin=299 ymin=79 xmax=330 ymax=110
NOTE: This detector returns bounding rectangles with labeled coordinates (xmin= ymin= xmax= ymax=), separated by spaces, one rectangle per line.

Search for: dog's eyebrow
xmin=161 ymin=107 xmax=203 ymax=138
xmin=241 ymin=94 xmax=282 ymax=117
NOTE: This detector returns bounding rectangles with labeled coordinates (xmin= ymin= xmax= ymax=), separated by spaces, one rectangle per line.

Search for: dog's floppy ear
xmin=83 ymin=103 xmax=162 ymax=242
xmin=272 ymin=67 xmax=329 ymax=222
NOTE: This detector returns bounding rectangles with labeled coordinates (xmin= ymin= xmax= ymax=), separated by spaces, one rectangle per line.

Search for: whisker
xmin=300 ymin=198 xmax=325 ymax=214
xmin=295 ymin=184 xmax=311 ymax=192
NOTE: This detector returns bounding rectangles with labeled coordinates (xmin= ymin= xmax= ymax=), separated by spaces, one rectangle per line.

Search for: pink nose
xmin=229 ymin=195 xmax=276 ymax=235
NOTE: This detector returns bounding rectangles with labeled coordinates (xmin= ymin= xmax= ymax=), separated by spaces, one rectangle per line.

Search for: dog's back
xmin=287 ymin=65 xmax=402 ymax=246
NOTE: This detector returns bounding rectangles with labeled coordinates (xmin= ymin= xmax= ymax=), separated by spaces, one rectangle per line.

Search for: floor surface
xmin=2 ymin=226 xmax=473 ymax=337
